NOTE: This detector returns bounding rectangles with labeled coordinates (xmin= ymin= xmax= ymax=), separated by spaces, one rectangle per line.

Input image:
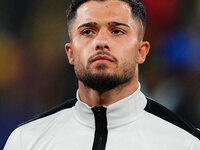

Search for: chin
xmin=91 ymin=70 xmax=116 ymax=77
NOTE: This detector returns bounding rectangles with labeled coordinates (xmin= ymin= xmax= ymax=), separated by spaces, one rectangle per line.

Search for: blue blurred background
xmin=0 ymin=0 xmax=200 ymax=148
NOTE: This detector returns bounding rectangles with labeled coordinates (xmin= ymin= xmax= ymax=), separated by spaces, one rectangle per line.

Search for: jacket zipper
xmin=92 ymin=106 xmax=108 ymax=150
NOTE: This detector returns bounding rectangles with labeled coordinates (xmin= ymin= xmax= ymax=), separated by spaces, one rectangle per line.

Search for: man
xmin=4 ymin=0 xmax=200 ymax=149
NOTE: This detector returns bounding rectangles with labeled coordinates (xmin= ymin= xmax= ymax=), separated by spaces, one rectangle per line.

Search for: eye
xmin=111 ymin=29 xmax=124 ymax=35
xmin=81 ymin=29 xmax=94 ymax=35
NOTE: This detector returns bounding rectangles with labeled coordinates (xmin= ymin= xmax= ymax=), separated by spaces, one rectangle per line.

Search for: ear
xmin=136 ymin=41 xmax=150 ymax=64
xmin=65 ymin=43 xmax=74 ymax=65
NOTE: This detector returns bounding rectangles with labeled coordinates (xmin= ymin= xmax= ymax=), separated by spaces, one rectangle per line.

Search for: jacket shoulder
xmin=19 ymin=98 xmax=77 ymax=127
xmin=144 ymin=97 xmax=200 ymax=139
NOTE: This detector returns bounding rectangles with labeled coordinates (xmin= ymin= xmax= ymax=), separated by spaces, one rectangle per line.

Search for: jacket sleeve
xmin=3 ymin=128 xmax=22 ymax=150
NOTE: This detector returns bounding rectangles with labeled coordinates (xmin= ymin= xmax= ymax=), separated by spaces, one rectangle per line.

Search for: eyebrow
xmin=77 ymin=21 xmax=130 ymax=30
xmin=77 ymin=22 xmax=97 ymax=29
xmin=108 ymin=21 xmax=130 ymax=28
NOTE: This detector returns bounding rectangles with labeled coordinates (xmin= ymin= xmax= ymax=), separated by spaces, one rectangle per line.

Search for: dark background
xmin=0 ymin=0 xmax=200 ymax=148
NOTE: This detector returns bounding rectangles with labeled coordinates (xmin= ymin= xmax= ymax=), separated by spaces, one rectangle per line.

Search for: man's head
xmin=65 ymin=0 xmax=150 ymax=93
xmin=67 ymin=0 xmax=146 ymax=40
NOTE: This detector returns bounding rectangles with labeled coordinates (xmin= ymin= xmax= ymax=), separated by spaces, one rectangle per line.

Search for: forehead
xmin=73 ymin=0 xmax=135 ymax=27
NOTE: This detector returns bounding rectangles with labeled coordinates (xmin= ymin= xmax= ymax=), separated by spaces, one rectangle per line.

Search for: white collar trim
xmin=74 ymin=83 xmax=147 ymax=129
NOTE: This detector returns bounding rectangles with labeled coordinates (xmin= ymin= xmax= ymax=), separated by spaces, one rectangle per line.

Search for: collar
xmin=74 ymin=84 xmax=147 ymax=129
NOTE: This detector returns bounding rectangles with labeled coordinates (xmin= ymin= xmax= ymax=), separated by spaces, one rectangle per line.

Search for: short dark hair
xmin=66 ymin=0 xmax=146 ymax=31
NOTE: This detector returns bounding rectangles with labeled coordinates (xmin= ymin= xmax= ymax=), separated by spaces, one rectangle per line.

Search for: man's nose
xmin=95 ymin=29 xmax=110 ymax=51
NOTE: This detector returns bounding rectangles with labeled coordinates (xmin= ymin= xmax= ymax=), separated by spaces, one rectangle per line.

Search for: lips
xmin=91 ymin=55 xmax=114 ymax=63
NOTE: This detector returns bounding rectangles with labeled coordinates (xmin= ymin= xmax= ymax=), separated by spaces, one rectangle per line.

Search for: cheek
xmin=119 ymin=55 xmax=135 ymax=69
xmin=118 ymin=44 xmax=139 ymax=62
xmin=72 ymin=45 xmax=90 ymax=67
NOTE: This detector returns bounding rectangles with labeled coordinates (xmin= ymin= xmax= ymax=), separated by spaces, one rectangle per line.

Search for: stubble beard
xmin=74 ymin=60 xmax=136 ymax=93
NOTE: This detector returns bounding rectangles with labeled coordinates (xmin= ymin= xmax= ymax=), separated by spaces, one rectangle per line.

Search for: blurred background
xmin=0 ymin=0 xmax=199 ymax=148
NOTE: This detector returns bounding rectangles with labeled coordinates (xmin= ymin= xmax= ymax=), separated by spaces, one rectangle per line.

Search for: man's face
xmin=66 ymin=0 xmax=149 ymax=92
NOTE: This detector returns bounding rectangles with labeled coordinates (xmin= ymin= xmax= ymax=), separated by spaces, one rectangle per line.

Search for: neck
xmin=78 ymin=72 xmax=139 ymax=107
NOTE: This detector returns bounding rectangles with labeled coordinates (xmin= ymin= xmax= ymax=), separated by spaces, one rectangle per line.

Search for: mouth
xmin=91 ymin=55 xmax=114 ymax=63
